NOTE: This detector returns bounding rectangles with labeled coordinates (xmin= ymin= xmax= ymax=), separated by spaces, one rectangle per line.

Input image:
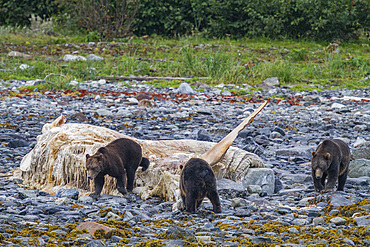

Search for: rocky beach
xmin=0 ymin=78 xmax=369 ymax=246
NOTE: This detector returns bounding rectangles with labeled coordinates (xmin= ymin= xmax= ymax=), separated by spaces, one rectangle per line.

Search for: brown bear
xmin=180 ymin=158 xmax=221 ymax=214
xmin=85 ymin=138 xmax=149 ymax=199
xmin=311 ymin=139 xmax=350 ymax=192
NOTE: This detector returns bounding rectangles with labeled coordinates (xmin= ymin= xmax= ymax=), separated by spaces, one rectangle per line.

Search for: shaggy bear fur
xmin=86 ymin=138 xmax=149 ymax=199
xmin=180 ymin=158 xmax=221 ymax=213
xmin=311 ymin=139 xmax=350 ymax=192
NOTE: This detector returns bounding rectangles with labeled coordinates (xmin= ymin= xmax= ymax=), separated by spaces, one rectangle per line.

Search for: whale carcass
xmin=19 ymin=101 xmax=267 ymax=201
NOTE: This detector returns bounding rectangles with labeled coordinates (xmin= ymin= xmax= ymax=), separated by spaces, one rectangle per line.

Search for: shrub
xmin=133 ymin=0 xmax=210 ymax=36
xmin=0 ymin=0 xmax=59 ymax=27
xmin=133 ymin=0 xmax=370 ymax=41
xmin=56 ymin=0 xmax=139 ymax=40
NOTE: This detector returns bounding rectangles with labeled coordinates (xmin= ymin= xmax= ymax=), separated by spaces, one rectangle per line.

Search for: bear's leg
xmin=337 ymin=167 xmax=348 ymax=191
xmin=312 ymin=171 xmax=324 ymax=192
xmin=324 ymin=173 xmax=337 ymax=192
xmin=185 ymin=192 xmax=197 ymax=214
xmin=125 ymin=168 xmax=136 ymax=192
xmin=320 ymin=172 xmax=327 ymax=187
xmin=116 ymin=175 xmax=128 ymax=195
xmin=181 ymin=192 xmax=186 ymax=205
xmin=196 ymin=199 xmax=203 ymax=209
xmin=208 ymin=190 xmax=221 ymax=213
xmin=90 ymin=174 xmax=105 ymax=199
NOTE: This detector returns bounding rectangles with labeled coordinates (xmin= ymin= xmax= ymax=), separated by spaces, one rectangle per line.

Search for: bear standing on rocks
xmin=311 ymin=139 xmax=350 ymax=192
xmin=86 ymin=138 xmax=149 ymax=199
xmin=180 ymin=158 xmax=221 ymax=213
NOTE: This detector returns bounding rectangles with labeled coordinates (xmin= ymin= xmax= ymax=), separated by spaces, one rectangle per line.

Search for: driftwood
xmin=97 ymin=76 xmax=209 ymax=81
xmin=19 ymin=102 xmax=267 ymax=201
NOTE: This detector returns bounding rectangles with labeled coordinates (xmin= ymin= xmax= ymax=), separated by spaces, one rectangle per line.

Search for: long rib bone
xmin=201 ymin=100 xmax=268 ymax=166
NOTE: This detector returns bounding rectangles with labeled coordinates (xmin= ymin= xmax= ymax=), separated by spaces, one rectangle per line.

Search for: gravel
xmin=0 ymin=79 xmax=369 ymax=246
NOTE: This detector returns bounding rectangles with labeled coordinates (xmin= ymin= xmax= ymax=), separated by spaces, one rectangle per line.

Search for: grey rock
xmin=346 ymin=177 xmax=369 ymax=186
xmin=330 ymin=103 xmax=346 ymax=109
xmin=78 ymin=196 xmax=95 ymax=203
xmin=330 ymin=217 xmax=346 ymax=225
xmin=354 ymin=215 xmax=370 ymax=226
xmin=276 ymin=207 xmax=292 ymax=215
xmin=8 ymin=139 xmax=29 ymax=148
xmin=217 ymin=178 xmax=244 ymax=191
xmin=278 ymin=188 xmax=306 ymax=195
xmin=19 ymin=64 xmax=33 ymax=70
xmin=231 ymin=198 xmax=249 ymax=208
xmin=247 ymin=185 xmax=262 ymax=194
xmin=354 ymin=125 xmax=367 ymax=132
xmin=56 ymin=188 xmax=79 ymax=200
xmin=8 ymin=51 xmax=31 ymax=59
xmin=251 ymin=236 xmax=272 ymax=244
xmin=96 ymin=108 xmax=113 ymax=117
xmin=235 ymin=208 xmax=252 ymax=217
xmin=242 ymin=168 xmax=275 ymax=194
xmin=298 ymin=197 xmax=315 ymax=207
xmin=291 ymin=218 xmax=309 ymax=225
xmin=165 ymin=225 xmax=195 ymax=241
xmin=87 ymin=54 xmax=104 ymax=61
xmin=354 ymin=137 xmax=367 ymax=148
xmin=313 ymin=217 xmax=325 ymax=225
xmin=352 ymin=142 xmax=370 ymax=159
xmin=342 ymin=238 xmax=355 ymax=246
xmin=83 ymin=240 xmax=105 ymax=247
xmin=275 ymin=146 xmax=314 ymax=158
xmin=288 ymin=227 xmax=299 ymax=234
xmin=221 ymin=90 xmax=232 ymax=96
xmin=197 ymin=129 xmax=213 ymax=142
xmin=303 ymin=95 xmax=321 ymax=104
xmin=164 ymin=240 xmax=189 ymax=247
xmin=63 ymin=54 xmax=87 ymax=61
xmin=330 ymin=193 xmax=359 ymax=207
xmin=263 ymin=77 xmax=279 ymax=87
xmin=269 ymin=131 xmax=283 ymax=139
xmin=274 ymin=177 xmax=283 ymax=193
xmin=175 ymin=83 xmax=195 ymax=95
xmin=349 ymin=159 xmax=370 ymax=178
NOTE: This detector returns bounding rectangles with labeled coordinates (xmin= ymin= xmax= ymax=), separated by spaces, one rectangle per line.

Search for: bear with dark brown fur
xmin=180 ymin=158 xmax=221 ymax=213
xmin=311 ymin=139 xmax=350 ymax=192
xmin=86 ymin=138 xmax=149 ymax=199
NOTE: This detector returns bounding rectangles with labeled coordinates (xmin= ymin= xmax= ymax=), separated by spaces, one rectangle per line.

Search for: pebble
xmin=0 ymin=78 xmax=369 ymax=246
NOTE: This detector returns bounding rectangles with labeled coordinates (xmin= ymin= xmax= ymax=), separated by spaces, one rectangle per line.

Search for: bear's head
xmin=86 ymin=153 xmax=104 ymax=180
xmin=311 ymin=151 xmax=332 ymax=179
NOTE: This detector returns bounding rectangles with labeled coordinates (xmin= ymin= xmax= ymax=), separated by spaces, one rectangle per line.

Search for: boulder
xmin=352 ymin=142 xmax=370 ymax=159
xmin=348 ymin=159 xmax=370 ymax=178
xmin=174 ymin=82 xmax=195 ymax=95
xmin=242 ymin=168 xmax=275 ymax=194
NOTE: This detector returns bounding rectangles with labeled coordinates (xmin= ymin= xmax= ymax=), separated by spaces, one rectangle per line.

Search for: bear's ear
xmin=311 ymin=151 xmax=316 ymax=157
xmin=86 ymin=154 xmax=90 ymax=159
xmin=98 ymin=153 xmax=104 ymax=160
xmin=324 ymin=153 xmax=331 ymax=160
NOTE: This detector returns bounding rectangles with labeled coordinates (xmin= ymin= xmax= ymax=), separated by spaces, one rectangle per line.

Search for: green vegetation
xmin=0 ymin=28 xmax=369 ymax=91
xmin=1 ymin=0 xmax=369 ymax=41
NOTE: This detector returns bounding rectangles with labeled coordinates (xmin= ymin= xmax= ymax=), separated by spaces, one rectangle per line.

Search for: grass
xmin=0 ymin=26 xmax=369 ymax=92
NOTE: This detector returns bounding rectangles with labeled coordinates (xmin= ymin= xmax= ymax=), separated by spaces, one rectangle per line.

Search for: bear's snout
xmin=87 ymin=170 xmax=97 ymax=180
xmin=315 ymin=169 xmax=323 ymax=179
